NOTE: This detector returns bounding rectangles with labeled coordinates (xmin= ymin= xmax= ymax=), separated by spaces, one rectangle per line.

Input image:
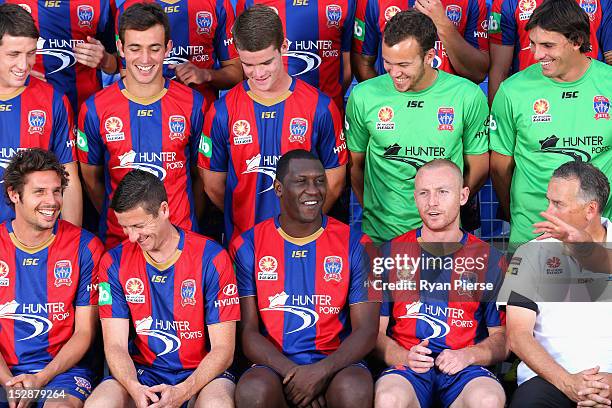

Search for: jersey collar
xmin=244 ymin=77 xmax=296 ymax=107
xmin=7 ymin=219 xmax=58 ymax=254
xmin=143 ymin=226 xmax=185 ymax=271
xmin=274 ymin=214 xmax=327 ymax=246
xmin=118 ymin=78 xmax=169 ymax=105
xmin=415 ymin=227 xmax=468 ymax=256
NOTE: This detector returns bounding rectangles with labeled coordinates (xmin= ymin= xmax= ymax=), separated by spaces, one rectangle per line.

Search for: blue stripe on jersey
xmin=164 ymin=5 xmax=189 ymax=79
xmin=253 ymin=100 xmax=285 ymax=226
xmin=108 ymin=245 xmax=126 ymax=318
xmin=285 ymin=0 xmax=320 ymax=87
xmin=202 ymin=239 xmax=222 ymax=324
xmin=15 ymin=247 xmax=50 ymax=367
xmin=0 ymin=96 xmax=22 ymax=223
xmin=147 ymin=261 xmax=176 ymax=367
xmin=282 ymin=239 xmax=318 ymax=363
xmin=128 ymin=100 xmax=163 ymax=154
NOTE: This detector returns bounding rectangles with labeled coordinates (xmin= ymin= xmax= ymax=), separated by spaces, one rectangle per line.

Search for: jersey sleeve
xmin=190 ymin=91 xmax=206 ymax=166
xmin=77 ymin=98 xmax=105 ymax=165
xmin=198 ymin=100 xmax=229 ymax=171
xmin=496 ymin=246 xmax=538 ymax=305
xmin=464 ymin=0 xmax=489 ymax=51
xmin=229 ymin=233 xmax=256 ymax=297
xmin=214 ymin=0 xmax=239 ymax=61
xmin=314 ymin=95 xmax=348 ymax=168
xmin=75 ymin=234 xmax=105 ymax=307
xmin=599 ymin=0 xmax=612 ymax=53
xmin=50 ymin=93 xmax=76 ymax=164
xmin=97 ymin=0 xmax=117 ymax=55
xmin=98 ymin=251 xmax=130 ymax=319
xmin=348 ymin=233 xmax=372 ymax=304
xmin=235 ymin=0 xmax=250 ymax=14
xmin=342 ymin=0 xmax=357 ymax=52
xmin=489 ymin=82 xmax=516 ymax=156
xmin=203 ymin=245 xmax=240 ymax=324
xmin=345 ymin=86 xmax=370 ymax=153
xmin=489 ymin=0 xmax=517 ymax=46
xmin=355 ymin=0 xmax=380 ymax=56
xmin=461 ymin=86 xmax=489 ymax=155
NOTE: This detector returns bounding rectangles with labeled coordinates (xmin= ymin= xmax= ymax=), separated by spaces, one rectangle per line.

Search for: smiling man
xmin=490 ymin=0 xmax=612 ymax=247
xmin=346 ymin=10 xmax=489 ymax=243
xmin=198 ymin=5 xmax=347 ymax=244
xmin=86 ymin=169 xmax=239 ymax=408
xmin=230 ymin=149 xmax=378 ymax=408
xmin=78 ymin=2 xmax=209 ymax=249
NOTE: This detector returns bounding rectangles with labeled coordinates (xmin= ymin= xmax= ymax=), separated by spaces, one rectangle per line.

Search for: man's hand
xmin=559 ymin=367 xmax=609 ymax=403
xmin=414 ymin=0 xmax=452 ymax=29
xmin=435 ymin=348 xmax=474 ymax=375
xmin=282 ymin=364 xmax=331 ymax=407
xmin=406 ymin=339 xmax=434 ymax=374
xmin=578 ymin=371 xmax=611 ymax=407
xmin=125 ymin=381 xmax=160 ymax=408
xmin=5 ymin=373 xmax=46 ymax=408
xmin=533 ymin=211 xmax=593 ymax=242
xmin=147 ymin=383 xmax=189 ymax=408
xmin=3 ymin=381 xmax=23 ymax=408
xmin=169 ymin=62 xmax=213 ymax=86
xmin=73 ymin=36 xmax=106 ymax=69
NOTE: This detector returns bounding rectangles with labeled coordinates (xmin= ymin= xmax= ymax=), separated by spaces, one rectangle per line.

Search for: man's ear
xmin=459 ymin=186 xmax=470 ymax=206
xmin=6 ymin=187 xmax=20 ymax=206
xmin=274 ymin=179 xmax=282 ymax=198
xmin=117 ymin=39 xmax=124 ymax=58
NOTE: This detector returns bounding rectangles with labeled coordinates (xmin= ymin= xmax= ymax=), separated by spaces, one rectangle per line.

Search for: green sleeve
xmin=489 ymin=82 xmax=516 ymax=156
xmin=345 ymin=86 xmax=370 ymax=153
xmin=462 ymin=85 xmax=490 ymax=155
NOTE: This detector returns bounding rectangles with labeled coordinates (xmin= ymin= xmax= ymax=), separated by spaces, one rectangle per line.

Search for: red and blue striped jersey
xmin=236 ymin=0 xmax=355 ymax=111
xmin=381 ymin=228 xmax=505 ymax=354
xmin=98 ymin=228 xmax=240 ymax=371
xmin=1 ymin=0 xmax=115 ymax=115
xmin=353 ymin=0 xmax=488 ymax=76
xmin=198 ymin=78 xmax=347 ymax=243
xmin=0 ymin=77 xmax=75 ymax=224
xmin=489 ymin=0 xmax=611 ymax=73
xmin=230 ymin=216 xmax=371 ymax=365
xmin=111 ymin=0 xmax=238 ymax=103
xmin=0 ymin=220 xmax=103 ymax=371
xmin=77 ymin=79 xmax=208 ymax=248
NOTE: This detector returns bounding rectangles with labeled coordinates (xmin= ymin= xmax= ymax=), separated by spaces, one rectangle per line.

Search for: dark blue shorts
xmin=0 ymin=366 xmax=93 ymax=407
xmin=379 ymin=364 xmax=499 ymax=408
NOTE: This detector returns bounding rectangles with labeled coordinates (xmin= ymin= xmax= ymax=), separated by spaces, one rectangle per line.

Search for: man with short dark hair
xmin=198 ymin=5 xmax=347 ymax=244
xmin=490 ymin=0 xmax=612 ymax=246
xmin=78 ymin=2 xmax=209 ymax=249
xmin=85 ymin=169 xmax=239 ymax=408
xmin=346 ymin=10 xmax=489 ymax=243
xmin=231 ymin=149 xmax=378 ymax=408
xmin=373 ymin=159 xmax=507 ymax=408
xmin=0 ymin=3 xmax=82 ymax=226
xmin=500 ymin=161 xmax=612 ymax=407
xmin=0 ymin=148 xmax=103 ymax=408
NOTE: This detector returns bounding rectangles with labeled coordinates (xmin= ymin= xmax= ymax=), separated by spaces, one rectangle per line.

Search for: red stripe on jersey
xmin=228 ymin=88 xmax=260 ymax=241
xmin=212 ymin=250 xmax=240 ymax=322
xmin=353 ymin=0 xmax=367 ymax=53
xmin=199 ymin=103 xmax=217 ymax=169
xmin=186 ymin=0 xmax=219 ymax=102
xmin=316 ymin=0 xmax=347 ymax=110
xmin=62 ymin=96 xmax=77 ymax=161
xmin=313 ymin=222 xmax=349 ymax=354
xmin=161 ymin=94 xmax=194 ymax=233
xmin=253 ymin=221 xmax=286 ymax=352
xmin=281 ymin=83 xmax=315 ymax=153
xmin=19 ymin=79 xmax=54 ymax=151
xmin=45 ymin=225 xmax=81 ymax=358
xmin=222 ymin=0 xmax=239 ymax=60
xmin=0 ymin=227 xmax=18 ymax=367
xmin=119 ymin=253 xmax=156 ymax=367
xmin=174 ymin=239 xmax=206 ymax=369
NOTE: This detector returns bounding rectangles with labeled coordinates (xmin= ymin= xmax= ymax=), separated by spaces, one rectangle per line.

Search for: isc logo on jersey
xmin=258 ymin=256 xmax=278 ymax=280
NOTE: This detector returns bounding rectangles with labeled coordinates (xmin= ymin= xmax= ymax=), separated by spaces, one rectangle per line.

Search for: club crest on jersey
xmin=323 ymin=256 xmax=342 ymax=282
xmin=0 ymin=261 xmax=9 ymax=287
xmin=384 ymin=6 xmax=401 ymax=22
xmin=232 ymin=120 xmax=253 ymax=145
xmin=28 ymin=110 xmax=46 ymax=135
xmin=594 ymin=95 xmax=610 ymax=120
xmin=125 ymin=278 xmax=145 ymax=303
xmin=376 ymin=106 xmax=395 ymax=130
xmin=457 ymin=271 xmax=478 ymax=297
xmin=53 ymin=260 xmax=72 ymax=287
xmin=168 ymin=115 xmax=186 ymax=141
xmin=532 ymin=98 xmax=552 ymax=122
xmin=518 ymin=0 xmax=536 ymax=20
xmin=289 ymin=118 xmax=308 ymax=143
xmin=181 ymin=279 xmax=197 ymax=306
xmin=74 ymin=376 xmax=92 ymax=392
xmin=196 ymin=11 xmax=213 ymax=35
xmin=104 ymin=117 xmax=125 ymax=142
xmin=445 ymin=5 xmax=462 ymax=26
xmin=258 ymin=256 xmax=278 ymax=280
xmin=579 ymin=0 xmax=597 ymax=19
xmin=326 ymin=5 xmax=342 ymax=28
xmin=437 ymin=107 xmax=455 ymax=131
xmin=77 ymin=5 xmax=94 ymax=28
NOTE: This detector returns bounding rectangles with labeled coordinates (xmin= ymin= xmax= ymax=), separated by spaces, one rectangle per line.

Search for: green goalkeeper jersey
xmin=490 ymin=60 xmax=612 ymax=245
xmin=346 ymin=71 xmax=489 ymax=242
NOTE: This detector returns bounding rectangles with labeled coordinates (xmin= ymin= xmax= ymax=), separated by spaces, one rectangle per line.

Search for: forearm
xmin=463 ymin=154 xmax=489 ymax=198
xmin=490 ymin=165 xmax=512 ymax=220
xmin=323 ymin=173 xmax=345 ymax=213
xmin=176 ymin=345 xmax=234 ymax=402
xmin=62 ymin=174 xmax=83 ymax=226
xmin=100 ymin=51 xmax=118 ymax=75
xmin=243 ymin=331 xmax=297 ymax=377
xmin=316 ymin=323 xmax=377 ymax=375
xmin=0 ymin=355 xmax=13 ymax=385
xmin=105 ymin=345 xmax=140 ymax=391
xmin=462 ymin=331 xmax=507 ymax=366
xmin=375 ymin=333 xmax=411 ymax=367
xmin=350 ymin=163 xmax=365 ymax=207
xmin=568 ymin=243 xmax=611 ymax=273
xmin=82 ymin=175 xmax=105 ymax=214
xmin=437 ymin=23 xmax=488 ymax=83
xmin=487 ymin=68 xmax=508 ymax=106
xmin=208 ymin=63 xmax=243 ymax=90
xmin=351 ymin=53 xmax=378 ymax=82
xmin=37 ymin=331 xmax=94 ymax=386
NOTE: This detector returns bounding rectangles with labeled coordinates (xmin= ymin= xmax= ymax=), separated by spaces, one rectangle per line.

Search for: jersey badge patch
xmin=437 ymin=107 xmax=455 ymax=131
xmin=518 ymin=0 xmax=536 ymax=20
xmin=289 ymin=118 xmax=308 ymax=143
xmin=181 ymin=279 xmax=197 ymax=306
xmin=196 ymin=11 xmax=213 ymax=35
xmin=0 ymin=261 xmax=9 ymax=286
xmin=532 ymin=99 xmax=552 ymax=122
xmin=594 ymin=96 xmax=610 ymax=120
xmin=323 ymin=256 xmax=342 ymax=282
xmin=326 ymin=5 xmax=342 ymax=28
xmin=233 ymin=120 xmax=253 ymax=145
xmin=579 ymin=0 xmax=597 ymax=20
xmin=105 ymin=117 xmax=125 ymax=142
xmin=384 ymin=6 xmax=401 ymax=22
xmin=125 ymin=278 xmax=145 ymax=303
xmin=28 ymin=110 xmax=46 ymax=135
xmin=168 ymin=115 xmax=186 ymax=141
xmin=54 ymin=260 xmax=72 ymax=287
xmin=376 ymin=106 xmax=395 ymax=130
xmin=445 ymin=5 xmax=462 ymax=26
xmin=77 ymin=5 xmax=94 ymax=28
xmin=258 ymin=256 xmax=278 ymax=280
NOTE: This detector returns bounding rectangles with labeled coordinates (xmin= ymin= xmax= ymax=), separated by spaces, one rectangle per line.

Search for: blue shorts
xmin=103 ymin=364 xmax=235 ymax=408
xmin=379 ymin=364 xmax=499 ymax=408
xmin=244 ymin=361 xmax=369 ymax=379
xmin=0 ymin=366 xmax=93 ymax=407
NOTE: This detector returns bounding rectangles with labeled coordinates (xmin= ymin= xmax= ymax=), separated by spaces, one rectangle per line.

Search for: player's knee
xmin=375 ymin=390 xmax=406 ymax=408
xmin=235 ymin=372 xmax=282 ymax=408
xmin=464 ymin=388 xmax=505 ymax=408
xmin=196 ymin=392 xmax=234 ymax=408
xmin=328 ymin=369 xmax=373 ymax=408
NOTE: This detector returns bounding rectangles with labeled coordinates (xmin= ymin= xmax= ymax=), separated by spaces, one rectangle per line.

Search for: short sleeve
xmin=229 ymin=233 xmax=256 ymax=297
xmin=213 ymin=0 xmax=239 ymax=61
xmin=51 ymin=93 xmax=76 ymax=164
xmin=198 ymin=100 xmax=229 ymax=171
xmin=75 ymin=234 xmax=104 ymax=307
xmin=489 ymin=82 xmax=517 ymax=156
xmin=345 ymin=87 xmax=370 ymax=153
xmin=77 ymin=98 xmax=105 ymax=165
xmin=462 ymin=86 xmax=489 ymax=155
xmin=342 ymin=0 xmax=357 ymax=52
xmin=203 ymin=245 xmax=240 ymax=324
xmin=314 ymin=96 xmax=348 ymax=168
xmin=98 ymin=251 xmax=129 ymax=319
